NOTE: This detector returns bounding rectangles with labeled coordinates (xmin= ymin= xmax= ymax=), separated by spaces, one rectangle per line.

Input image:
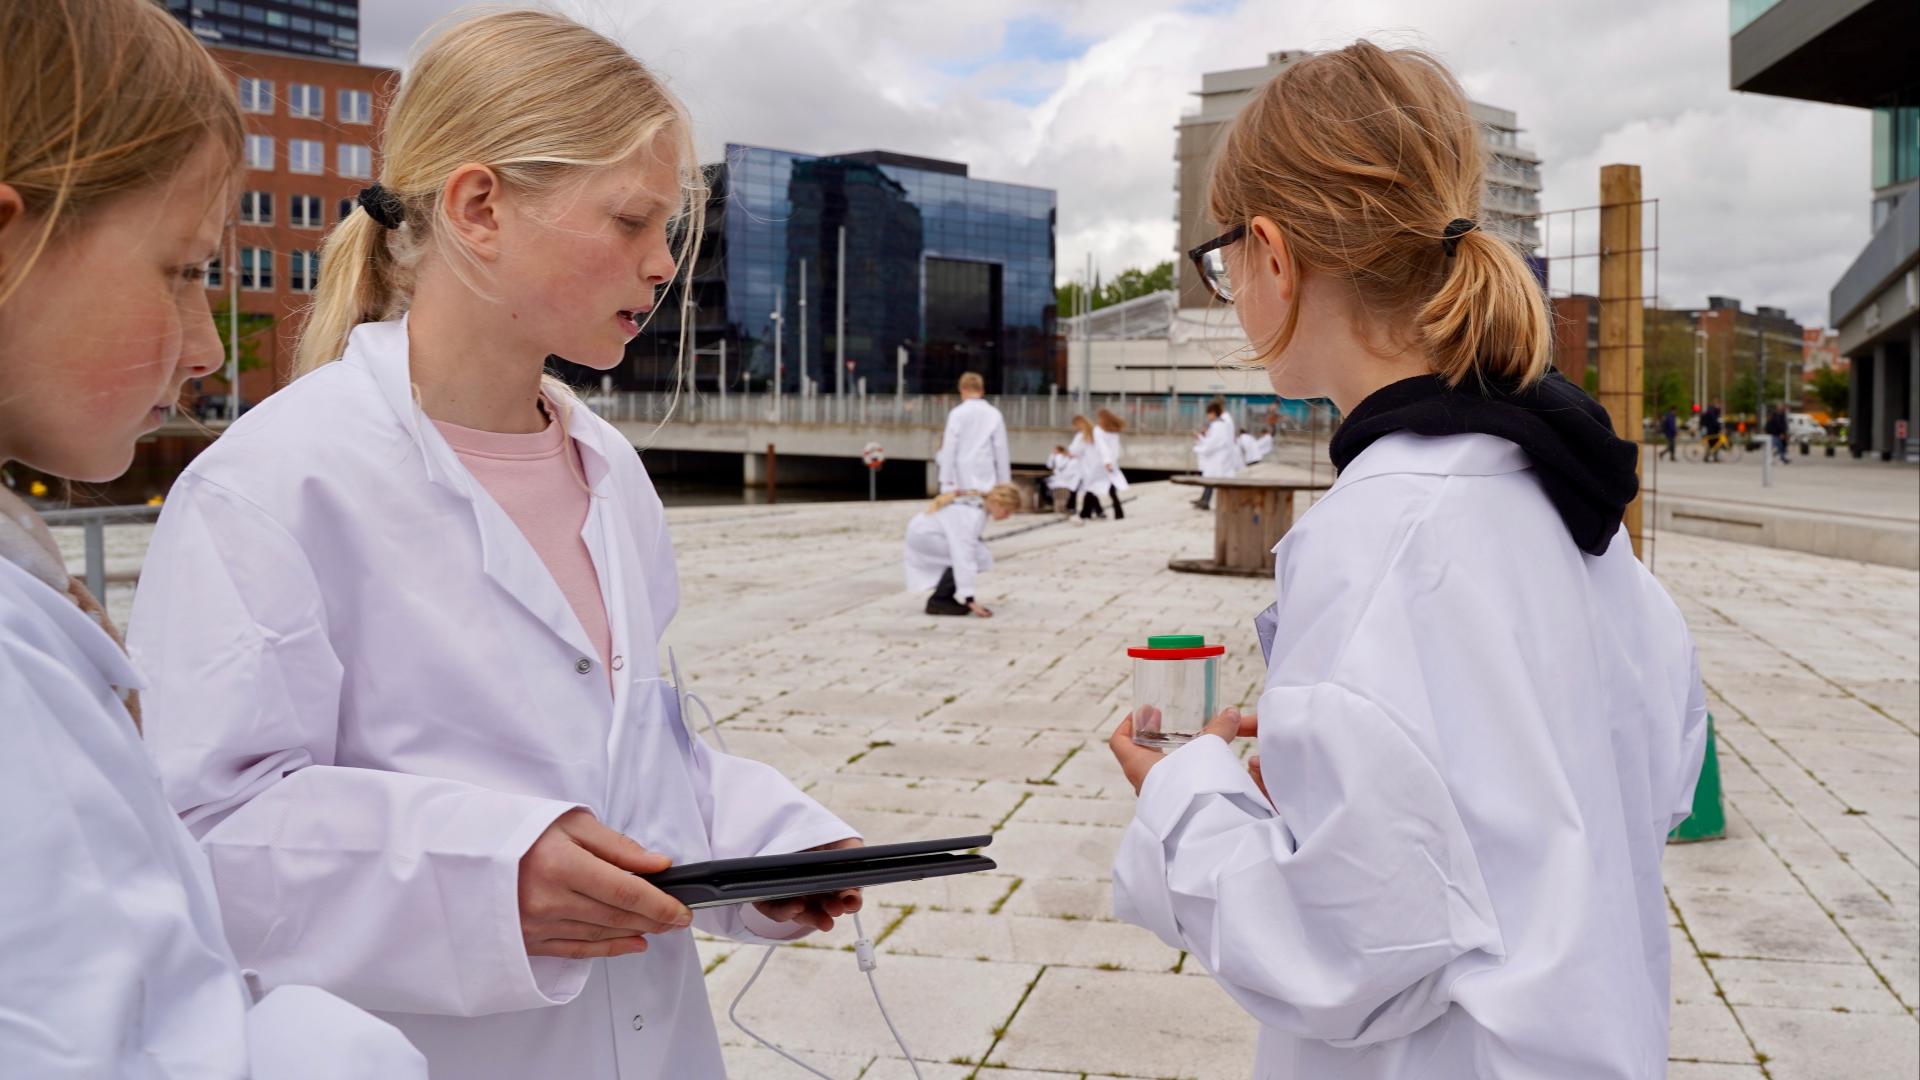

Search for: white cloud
xmin=361 ymin=0 xmax=1871 ymax=327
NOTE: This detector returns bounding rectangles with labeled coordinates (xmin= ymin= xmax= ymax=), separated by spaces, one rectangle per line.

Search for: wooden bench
xmin=1169 ymin=475 xmax=1330 ymax=577
xmin=1009 ymin=467 xmax=1053 ymax=512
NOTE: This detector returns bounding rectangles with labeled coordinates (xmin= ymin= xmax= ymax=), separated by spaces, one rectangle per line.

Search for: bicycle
xmin=1683 ymin=431 xmax=1743 ymax=464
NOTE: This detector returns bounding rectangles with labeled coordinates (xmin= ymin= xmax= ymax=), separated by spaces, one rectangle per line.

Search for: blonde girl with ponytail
xmin=0 ymin=0 xmax=423 ymax=1074
xmin=127 ymin=11 xmax=860 ymax=1079
xmin=1108 ymin=42 xmax=1706 ymax=1080
xmin=905 ymin=483 xmax=1022 ymax=617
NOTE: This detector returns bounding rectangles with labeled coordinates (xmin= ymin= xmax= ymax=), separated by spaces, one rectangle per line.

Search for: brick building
xmin=199 ymin=46 xmax=395 ymax=405
xmin=1550 ymin=294 xmax=1599 ymax=388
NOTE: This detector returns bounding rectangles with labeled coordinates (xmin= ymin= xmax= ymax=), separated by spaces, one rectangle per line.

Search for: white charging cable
xmin=671 ymin=651 xmax=925 ymax=1080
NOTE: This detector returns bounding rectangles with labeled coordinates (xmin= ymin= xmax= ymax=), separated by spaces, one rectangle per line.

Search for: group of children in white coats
xmin=2 ymin=3 xmax=1709 ymax=1076
xmin=1049 ymin=408 xmax=1130 ymax=522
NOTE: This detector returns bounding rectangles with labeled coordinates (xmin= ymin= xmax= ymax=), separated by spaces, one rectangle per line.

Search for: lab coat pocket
xmin=605 ymin=676 xmax=712 ymax=869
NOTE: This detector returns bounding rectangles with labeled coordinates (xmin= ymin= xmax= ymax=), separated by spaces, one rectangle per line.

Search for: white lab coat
xmin=1194 ymin=414 xmax=1244 ymax=478
xmin=1093 ymin=428 xmax=1129 ymax=495
xmin=936 ymin=397 xmax=1011 ymax=493
xmin=0 ymin=553 xmax=424 ymax=1079
xmin=903 ymin=500 xmax=993 ymax=599
xmin=1045 ymin=451 xmax=1077 ymax=492
xmin=1237 ymin=431 xmax=1272 ymax=465
xmin=1113 ymin=432 xmax=1709 ymax=1080
xmin=128 ymin=316 xmax=857 ymax=1080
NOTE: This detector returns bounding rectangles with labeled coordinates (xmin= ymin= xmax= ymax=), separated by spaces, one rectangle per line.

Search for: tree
xmin=208 ymin=298 xmax=275 ymax=378
xmin=1810 ymin=366 xmax=1849 ymax=417
xmin=1057 ymin=260 xmax=1175 ymax=316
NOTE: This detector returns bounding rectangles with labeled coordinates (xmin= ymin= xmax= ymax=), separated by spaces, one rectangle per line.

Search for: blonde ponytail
xmin=1207 ymin=41 xmax=1549 ymax=389
xmin=1418 ymin=227 xmax=1550 ymax=387
xmin=296 ymin=206 xmax=409 ymax=374
xmin=923 ymin=483 xmax=1025 ymax=516
xmin=292 ymin=9 xmax=706 ymax=377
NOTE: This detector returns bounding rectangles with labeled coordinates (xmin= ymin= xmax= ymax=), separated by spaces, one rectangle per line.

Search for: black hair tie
xmin=356 ymin=184 xmax=405 ymax=230
xmin=1441 ymin=218 xmax=1478 ymax=258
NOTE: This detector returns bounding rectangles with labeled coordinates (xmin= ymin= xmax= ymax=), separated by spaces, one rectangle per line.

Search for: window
xmin=338 ymin=197 xmax=354 ymax=222
xmin=337 ymin=26 xmax=357 ymax=43
xmin=289 ymin=250 xmax=320 ymax=293
xmin=217 ymin=0 xmax=238 ymax=14
xmin=338 ymin=89 xmax=372 ymax=124
xmin=289 ymin=139 xmax=324 ymax=175
xmin=291 ymin=15 xmax=312 ymax=33
xmin=267 ymin=31 xmax=288 ymax=46
xmin=288 ymin=83 xmax=323 ymax=119
xmin=238 ymin=190 xmax=272 ymax=225
xmin=338 ymin=144 xmax=372 ymax=180
xmin=241 ymin=4 xmax=264 ymax=22
xmin=204 ymin=255 xmax=222 ymax=290
xmin=264 ymin=9 xmax=287 ymax=26
xmin=240 ymin=247 xmax=273 ymax=291
xmin=290 ymin=194 xmax=323 ymax=229
xmin=316 ymin=0 xmax=333 ymax=12
xmin=238 ymin=77 xmax=273 ymax=114
xmin=244 ymin=134 xmax=273 ymax=170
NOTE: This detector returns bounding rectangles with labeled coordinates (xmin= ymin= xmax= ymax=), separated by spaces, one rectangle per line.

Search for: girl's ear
xmin=1246 ymin=214 xmax=1293 ymax=304
xmin=441 ymin=163 xmax=504 ymax=261
xmin=0 ymin=182 xmax=27 ymax=248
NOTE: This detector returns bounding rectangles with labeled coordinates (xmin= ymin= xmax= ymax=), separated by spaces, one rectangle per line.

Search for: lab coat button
xmin=631 ymin=1014 xmax=645 ymax=1031
xmin=611 ymin=655 xmax=625 ymax=671
xmin=575 ymin=657 xmax=592 ymax=674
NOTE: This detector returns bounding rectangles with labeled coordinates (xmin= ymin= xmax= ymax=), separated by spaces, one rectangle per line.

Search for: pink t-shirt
xmin=433 ymin=408 xmax=612 ymax=681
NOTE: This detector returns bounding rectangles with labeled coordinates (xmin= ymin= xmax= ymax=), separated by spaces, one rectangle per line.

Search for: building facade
xmin=160 ymin=0 xmax=361 ymax=62
xmin=1732 ymin=0 xmax=1919 ymax=459
xmin=200 ymin=46 xmax=395 ymax=404
xmin=1551 ymin=294 xmax=1601 ymax=389
xmin=597 ymin=145 xmax=1057 ymax=396
xmin=1675 ymin=297 xmax=1807 ymax=418
xmin=1173 ymin=51 xmax=1543 ymax=307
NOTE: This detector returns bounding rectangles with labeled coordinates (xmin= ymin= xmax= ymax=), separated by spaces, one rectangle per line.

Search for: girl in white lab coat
xmin=1107 ymin=42 xmax=1707 ymax=1080
xmin=1093 ymin=408 xmax=1130 ymax=521
xmin=904 ymin=483 xmax=1022 ymax=616
xmin=1190 ymin=398 xmax=1243 ymax=509
xmin=127 ymin=11 xmax=859 ymax=1080
xmin=0 ymin=1 xmax=422 ymax=1075
xmin=1042 ymin=443 xmax=1077 ymax=512
xmin=1066 ymin=414 xmax=1101 ymax=521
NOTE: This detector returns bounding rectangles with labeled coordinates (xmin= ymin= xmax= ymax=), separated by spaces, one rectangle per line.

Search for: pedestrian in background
xmin=1094 ymin=407 xmax=1130 ymax=521
xmin=937 ymin=371 xmax=1011 ymax=494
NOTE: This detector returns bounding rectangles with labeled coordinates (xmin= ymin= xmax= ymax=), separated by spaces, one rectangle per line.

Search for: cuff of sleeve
xmin=1134 ymin=734 xmax=1266 ymax=840
xmin=495 ymin=799 xmax=592 ymax=1007
xmin=737 ymin=904 xmax=817 ymax=943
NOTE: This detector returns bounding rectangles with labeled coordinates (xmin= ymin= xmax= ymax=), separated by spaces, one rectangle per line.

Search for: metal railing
xmin=583 ymin=391 xmax=1324 ymax=437
xmin=40 ymin=504 xmax=162 ymax=599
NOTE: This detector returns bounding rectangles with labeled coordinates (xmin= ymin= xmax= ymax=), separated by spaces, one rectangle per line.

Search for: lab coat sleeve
xmin=1668 ymin=647 xmax=1711 ymax=831
xmin=936 ymin=414 xmax=960 ymax=492
xmin=246 ymin=985 xmax=428 ymax=1080
xmin=130 ymin=474 xmax=585 ymax=1017
xmin=681 ymin=729 xmax=860 ymax=944
xmin=1112 ymin=683 xmax=1504 ymax=1047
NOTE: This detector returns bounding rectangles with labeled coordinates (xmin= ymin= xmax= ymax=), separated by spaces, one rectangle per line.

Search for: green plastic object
xmin=1669 ymin=715 xmax=1726 ymax=843
xmin=1147 ymin=634 xmax=1206 ymax=649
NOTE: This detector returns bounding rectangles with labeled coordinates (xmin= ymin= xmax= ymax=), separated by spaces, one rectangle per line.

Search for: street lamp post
xmin=771 ymin=297 xmax=784 ymax=420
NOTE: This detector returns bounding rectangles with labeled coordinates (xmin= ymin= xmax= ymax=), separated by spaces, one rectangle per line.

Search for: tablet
xmin=640 ymin=835 xmax=996 ymax=909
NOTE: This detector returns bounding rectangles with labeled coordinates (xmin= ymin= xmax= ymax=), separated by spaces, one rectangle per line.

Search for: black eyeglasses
xmin=1186 ymin=223 xmax=1245 ymax=304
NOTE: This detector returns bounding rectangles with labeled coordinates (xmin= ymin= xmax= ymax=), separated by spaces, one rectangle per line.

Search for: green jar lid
xmin=1147 ymin=634 xmax=1206 ymax=649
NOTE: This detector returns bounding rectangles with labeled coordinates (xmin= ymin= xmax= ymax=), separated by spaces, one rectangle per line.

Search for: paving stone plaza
xmin=59 ymin=470 xmax=1918 ymax=1079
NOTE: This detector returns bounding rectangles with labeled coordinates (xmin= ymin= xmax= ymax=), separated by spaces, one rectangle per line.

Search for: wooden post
xmin=1598 ymin=164 xmax=1645 ymax=558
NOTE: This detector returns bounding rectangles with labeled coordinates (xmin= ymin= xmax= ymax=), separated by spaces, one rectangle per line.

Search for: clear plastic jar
xmin=1128 ymin=634 xmax=1223 ymax=749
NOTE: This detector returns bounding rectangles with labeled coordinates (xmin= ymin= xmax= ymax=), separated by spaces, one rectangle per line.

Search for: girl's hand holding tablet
xmin=518 ymin=809 xmax=693 ymax=960
xmin=750 ymin=837 xmax=866 ymax=932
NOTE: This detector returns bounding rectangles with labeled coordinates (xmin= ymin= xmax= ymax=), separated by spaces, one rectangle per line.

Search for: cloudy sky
xmin=362 ymin=0 xmax=1870 ymax=328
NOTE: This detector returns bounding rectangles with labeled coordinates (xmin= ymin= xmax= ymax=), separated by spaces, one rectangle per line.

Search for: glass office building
xmin=601 ymin=144 xmax=1058 ymax=395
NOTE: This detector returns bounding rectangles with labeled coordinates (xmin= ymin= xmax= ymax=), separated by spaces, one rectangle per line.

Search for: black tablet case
xmin=641 ymin=835 xmax=996 ymax=909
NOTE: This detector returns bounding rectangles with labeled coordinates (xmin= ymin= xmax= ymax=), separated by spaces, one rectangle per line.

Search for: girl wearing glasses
xmin=1108 ymin=42 xmax=1706 ymax=1080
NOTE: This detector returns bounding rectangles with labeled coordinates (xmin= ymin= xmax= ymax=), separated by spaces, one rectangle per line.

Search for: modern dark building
xmin=159 ymin=0 xmax=361 ymax=63
xmin=1732 ymin=0 xmax=1919 ymax=459
xmin=600 ymin=144 xmax=1057 ymax=396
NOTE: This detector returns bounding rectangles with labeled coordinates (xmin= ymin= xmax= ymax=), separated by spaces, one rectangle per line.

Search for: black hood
xmin=1328 ymin=370 xmax=1640 ymax=556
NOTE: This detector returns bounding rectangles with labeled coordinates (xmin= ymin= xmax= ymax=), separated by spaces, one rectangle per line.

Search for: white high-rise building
xmin=1173 ymin=51 xmax=1543 ymax=307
